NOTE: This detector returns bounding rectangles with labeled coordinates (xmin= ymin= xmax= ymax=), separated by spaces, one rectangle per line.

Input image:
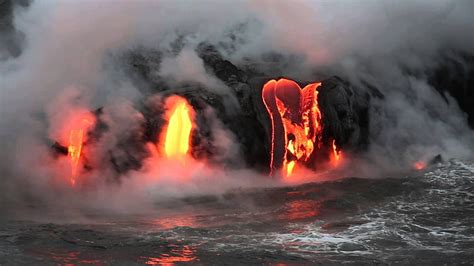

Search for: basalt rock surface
xmin=429 ymin=53 xmax=474 ymax=128
xmin=318 ymin=76 xmax=371 ymax=152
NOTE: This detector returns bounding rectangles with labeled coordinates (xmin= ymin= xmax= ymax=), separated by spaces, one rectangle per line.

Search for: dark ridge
xmin=429 ymin=52 xmax=474 ymax=127
xmin=318 ymin=76 xmax=370 ymax=151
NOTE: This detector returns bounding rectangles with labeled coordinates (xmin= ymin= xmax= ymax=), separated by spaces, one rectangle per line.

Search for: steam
xmin=159 ymin=47 xmax=228 ymax=93
xmin=1 ymin=0 xmax=473 ymax=218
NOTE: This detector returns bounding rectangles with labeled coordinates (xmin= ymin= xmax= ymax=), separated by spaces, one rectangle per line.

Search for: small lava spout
xmin=163 ymin=96 xmax=194 ymax=160
xmin=331 ymin=139 xmax=342 ymax=166
xmin=68 ymin=118 xmax=93 ymax=186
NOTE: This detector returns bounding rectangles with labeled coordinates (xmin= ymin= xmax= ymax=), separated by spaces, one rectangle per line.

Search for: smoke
xmin=159 ymin=47 xmax=229 ymax=93
xmin=1 ymin=0 xmax=473 ymax=218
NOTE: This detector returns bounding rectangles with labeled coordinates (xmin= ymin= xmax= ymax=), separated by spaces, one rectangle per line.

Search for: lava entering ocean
xmin=161 ymin=96 xmax=195 ymax=161
xmin=67 ymin=115 xmax=94 ymax=186
xmin=262 ymin=78 xmax=342 ymax=178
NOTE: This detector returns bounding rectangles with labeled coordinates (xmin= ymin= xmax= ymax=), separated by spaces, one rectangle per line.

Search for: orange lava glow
xmin=279 ymin=199 xmax=321 ymax=221
xmin=331 ymin=139 xmax=342 ymax=166
xmin=67 ymin=117 xmax=93 ymax=186
xmin=262 ymin=78 xmax=322 ymax=178
xmin=162 ymin=96 xmax=194 ymax=160
xmin=414 ymin=161 xmax=426 ymax=170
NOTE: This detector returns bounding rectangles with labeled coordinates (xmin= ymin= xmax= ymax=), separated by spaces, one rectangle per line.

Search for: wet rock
xmin=318 ymin=76 xmax=370 ymax=151
xmin=429 ymin=52 xmax=474 ymax=127
xmin=51 ymin=142 xmax=68 ymax=156
xmin=429 ymin=154 xmax=443 ymax=165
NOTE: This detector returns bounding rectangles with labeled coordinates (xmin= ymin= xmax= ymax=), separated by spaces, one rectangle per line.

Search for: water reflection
xmin=141 ymin=245 xmax=197 ymax=265
xmin=27 ymin=250 xmax=103 ymax=265
xmin=279 ymin=200 xmax=321 ymax=221
xmin=151 ymin=214 xmax=198 ymax=230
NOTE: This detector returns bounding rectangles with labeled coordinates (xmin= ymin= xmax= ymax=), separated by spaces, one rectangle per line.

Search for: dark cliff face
xmin=318 ymin=76 xmax=371 ymax=152
xmin=0 ymin=0 xmax=31 ymax=60
xmin=429 ymin=53 xmax=474 ymax=128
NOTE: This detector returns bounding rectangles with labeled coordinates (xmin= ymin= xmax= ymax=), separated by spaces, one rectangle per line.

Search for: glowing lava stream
xmin=163 ymin=96 xmax=194 ymax=160
xmin=331 ymin=139 xmax=342 ymax=166
xmin=262 ymin=78 xmax=322 ymax=178
xmin=68 ymin=118 xmax=92 ymax=186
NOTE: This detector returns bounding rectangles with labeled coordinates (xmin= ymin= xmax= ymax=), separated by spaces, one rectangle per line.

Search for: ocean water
xmin=0 ymin=160 xmax=473 ymax=265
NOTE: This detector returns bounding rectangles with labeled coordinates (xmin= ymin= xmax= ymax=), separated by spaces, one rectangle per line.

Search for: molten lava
xmin=331 ymin=139 xmax=342 ymax=166
xmin=67 ymin=118 xmax=93 ymax=186
xmin=262 ymin=78 xmax=322 ymax=177
xmin=163 ymin=96 xmax=194 ymax=159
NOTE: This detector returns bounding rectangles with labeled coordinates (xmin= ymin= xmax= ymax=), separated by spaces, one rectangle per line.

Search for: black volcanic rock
xmin=318 ymin=76 xmax=370 ymax=151
xmin=196 ymin=44 xmax=269 ymax=170
xmin=429 ymin=53 xmax=474 ymax=128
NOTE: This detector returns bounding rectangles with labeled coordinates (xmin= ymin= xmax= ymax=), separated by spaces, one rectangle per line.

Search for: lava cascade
xmin=162 ymin=96 xmax=194 ymax=160
xmin=262 ymin=78 xmax=323 ymax=177
xmin=67 ymin=117 xmax=93 ymax=186
xmin=331 ymin=139 xmax=342 ymax=166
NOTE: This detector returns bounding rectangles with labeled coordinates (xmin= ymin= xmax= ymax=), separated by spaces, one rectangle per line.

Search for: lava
xmin=331 ymin=139 xmax=342 ymax=166
xmin=262 ymin=78 xmax=322 ymax=178
xmin=67 ymin=117 xmax=93 ymax=186
xmin=162 ymin=96 xmax=194 ymax=160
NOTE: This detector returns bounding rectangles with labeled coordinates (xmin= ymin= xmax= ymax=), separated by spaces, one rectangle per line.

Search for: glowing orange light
xmin=286 ymin=161 xmax=296 ymax=177
xmin=68 ymin=118 xmax=92 ymax=186
xmin=414 ymin=161 xmax=426 ymax=170
xmin=262 ymin=78 xmax=322 ymax=178
xmin=163 ymin=96 xmax=194 ymax=160
xmin=331 ymin=139 xmax=342 ymax=166
xmin=278 ymin=199 xmax=321 ymax=221
xmin=142 ymin=245 xmax=196 ymax=264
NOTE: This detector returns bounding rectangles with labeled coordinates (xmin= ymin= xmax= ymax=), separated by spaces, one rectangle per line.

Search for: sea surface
xmin=1 ymin=160 xmax=473 ymax=265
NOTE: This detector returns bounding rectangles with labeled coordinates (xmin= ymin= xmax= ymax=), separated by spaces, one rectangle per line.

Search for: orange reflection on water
xmin=152 ymin=214 xmax=198 ymax=230
xmin=27 ymin=250 xmax=103 ymax=265
xmin=279 ymin=199 xmax=321 ymax=221
xmin=142 ymin=245 xmax=197 ymax=265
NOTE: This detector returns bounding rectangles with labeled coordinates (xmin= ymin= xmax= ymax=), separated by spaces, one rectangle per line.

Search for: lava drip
xmin=331 ymin=139 xmax=342 ymax=167
xmin=161 ymin=96 xmax=195 ymax=161
xmin=67 ymin=117 xmax=93 ymax=186
xmin=262 ymin=78 xmax=322 ymax=177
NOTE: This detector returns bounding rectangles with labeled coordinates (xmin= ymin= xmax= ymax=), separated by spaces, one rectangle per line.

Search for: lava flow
xmin=67 ymin=117 xmax=93 ymax=186
xmin=162 ymin=96 xmax=194 ymax=160
xmin=262 ymin=78 xmax=322 ymax=178
xmin=331 ymin=139 xmax=342 ymax=166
